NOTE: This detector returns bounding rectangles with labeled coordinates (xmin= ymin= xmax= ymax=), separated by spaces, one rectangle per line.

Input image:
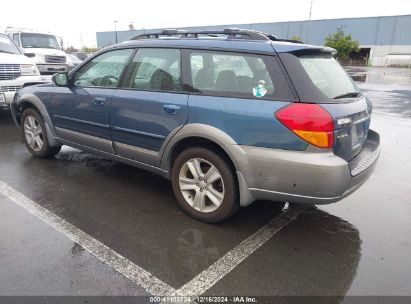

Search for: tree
xmin=65 ymin=46 xmax=78 ymax=54
xmin=324 ymin=29 xmax=359 ymax=60
xmin=81 ymin=47 xmax=99 ymax=54
xmin=291 ymin=35 xmax=303 ymax=43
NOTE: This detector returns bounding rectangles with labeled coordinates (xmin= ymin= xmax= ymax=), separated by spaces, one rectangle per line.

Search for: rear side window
xmin=123 ymin=48 xmax=182 ymax=92
xmin=298 ymin=55 xmax=359 ymax=99
xmin=189 ymin=51 xmax=292 ymax=100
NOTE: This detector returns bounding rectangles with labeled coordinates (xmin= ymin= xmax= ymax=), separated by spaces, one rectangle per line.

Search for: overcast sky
xmin=1 ymin=0 xmax=411 ymax=49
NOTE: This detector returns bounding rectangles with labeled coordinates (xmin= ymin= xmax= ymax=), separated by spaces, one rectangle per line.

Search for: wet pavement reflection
xmin=0 ymin=112 xmax=285 ymax=288
xmin=346 ymin=67 xmax=411 ymax=117
xmin=346 ymin=66 xmax=411 ymax=86
xmin=207 ymin=208 xmax=361 ymax=296
xmin=0 ymin=193 xmax=147 ymax=296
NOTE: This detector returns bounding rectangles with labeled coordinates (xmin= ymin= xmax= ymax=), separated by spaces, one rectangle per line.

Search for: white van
xmin=6 ymin=28 xmax=69 ymax=75
xmin=0 ymin=33 xmax=42 ymax=109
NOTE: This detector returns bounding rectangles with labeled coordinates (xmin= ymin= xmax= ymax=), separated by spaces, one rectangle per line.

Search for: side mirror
xmin=52 ymin=73 xmax=69 ymax=87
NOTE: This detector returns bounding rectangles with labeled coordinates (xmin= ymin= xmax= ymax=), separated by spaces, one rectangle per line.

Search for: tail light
xmin=275 ymin=103 xmax=334 ymax=148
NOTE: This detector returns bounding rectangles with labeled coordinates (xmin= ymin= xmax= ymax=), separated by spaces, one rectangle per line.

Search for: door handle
xmin=163 ymin=104 xmax=181 ymax=115
xmin=93 ymin=97 xmax=106 ymax=106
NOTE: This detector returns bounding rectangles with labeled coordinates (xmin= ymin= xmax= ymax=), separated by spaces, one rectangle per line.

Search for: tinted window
xmin=73 ymin=49 xmax=133 ymax=88
xmin=123 ymin=48 xmax=182 ymax=92
xmin=298 ymin=55 xmax=359 ymax=99
xmin=190 ymin=51 xmax=276 ymax=98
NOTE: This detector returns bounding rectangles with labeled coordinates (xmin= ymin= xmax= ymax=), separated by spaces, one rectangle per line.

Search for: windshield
xmin=0 ymin=34 xmax=21 ymax=54
xmin=21 ymin=33 xmax=61 ymax=50
xmin=298 ymin=55 xmax=360 ymax=99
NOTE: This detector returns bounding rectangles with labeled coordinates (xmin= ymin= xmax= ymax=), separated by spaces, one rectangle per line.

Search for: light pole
xmin=114 ymin=21 xmax=118 ymax=44
xmin=306 ymin=0 xmax=313 ymax=43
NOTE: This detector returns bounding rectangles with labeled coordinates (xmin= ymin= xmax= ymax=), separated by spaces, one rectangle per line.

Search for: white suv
xmin=0 ymin=33 xmax=42 ymax=109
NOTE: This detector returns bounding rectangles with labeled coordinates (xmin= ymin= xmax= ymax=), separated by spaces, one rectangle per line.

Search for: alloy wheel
xmin=179 ymin=158 xmax=225 ymax=213
xmin=23 ymin=115 xmax=44 ymax=152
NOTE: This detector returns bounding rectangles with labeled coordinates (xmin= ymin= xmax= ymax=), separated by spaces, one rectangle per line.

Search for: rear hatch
xmin=278 ymin=50 xmax=372 ymax=161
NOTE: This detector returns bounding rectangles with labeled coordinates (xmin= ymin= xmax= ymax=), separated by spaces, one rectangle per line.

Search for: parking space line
xmin=0 ymin=181 xmax=176 ymax=296
xmin=0 ymin=180 xmax=308 ymax=297
xmin=172 ymin=204 xmax=309 ymax=297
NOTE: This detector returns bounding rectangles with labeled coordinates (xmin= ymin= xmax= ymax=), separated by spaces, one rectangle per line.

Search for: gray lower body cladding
xmin=235 ymin=130 xmax=380 ymax=206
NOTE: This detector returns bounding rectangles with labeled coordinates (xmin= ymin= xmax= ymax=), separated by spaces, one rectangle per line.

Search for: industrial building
xmin=96 ymin=14 xmax=411 ymax=67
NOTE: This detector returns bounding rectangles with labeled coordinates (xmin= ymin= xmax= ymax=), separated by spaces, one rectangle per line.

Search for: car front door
xmin=50 ymin=48 xmax=133 ymax=153
xmin=110 ymin=48 xmax=188 ymax=166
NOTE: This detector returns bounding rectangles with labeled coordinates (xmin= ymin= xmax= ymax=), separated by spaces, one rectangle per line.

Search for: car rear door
xmin=183 ymin=49 xmax=300 ymax=149
xmin=50 ymin=48 xmax=133 ymax=153
xmin=110 ymin=48 xmax=188 ymax=166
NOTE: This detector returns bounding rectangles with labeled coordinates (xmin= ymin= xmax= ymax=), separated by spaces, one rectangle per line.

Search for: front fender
xmin=13 ymin=93 xmax=59 ymax=147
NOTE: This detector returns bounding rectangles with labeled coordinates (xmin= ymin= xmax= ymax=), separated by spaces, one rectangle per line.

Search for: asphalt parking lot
xmin=0 ymin=67 xmax=410 ymax=302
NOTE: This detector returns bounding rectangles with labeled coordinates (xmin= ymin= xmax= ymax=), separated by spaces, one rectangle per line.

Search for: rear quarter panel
xmin=187 ymin=95 xmax=309 ymax=150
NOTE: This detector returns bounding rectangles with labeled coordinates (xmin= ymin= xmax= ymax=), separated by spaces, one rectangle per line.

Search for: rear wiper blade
xmin=333 ymin=92 xmax=361 ymax=99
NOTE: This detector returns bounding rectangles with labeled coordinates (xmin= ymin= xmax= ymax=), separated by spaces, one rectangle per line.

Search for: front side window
xmin=0 ymin=34 xmax=21 ymax=54
xmin=12 ymin=34 xmax=21 ymax=47
xmin=123 ymin=48 xmax=182 ymax=92
xmin=73 ymin=49 xmax=133 ymax=88
xmin=190 ymin=51 xmax=275 ymax=98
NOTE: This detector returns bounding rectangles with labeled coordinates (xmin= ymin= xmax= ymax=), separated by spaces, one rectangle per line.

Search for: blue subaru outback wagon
xmin=11 ymin=29 xmax=380 ymax=222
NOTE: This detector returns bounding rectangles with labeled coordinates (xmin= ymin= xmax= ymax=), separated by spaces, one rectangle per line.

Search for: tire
xmin=20 ymin=108 xmax=61 ymax=158
xmin=171 ymin=147 xmax=239 ymax=223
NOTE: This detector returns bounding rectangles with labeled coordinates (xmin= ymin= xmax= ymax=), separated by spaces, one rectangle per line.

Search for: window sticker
xmin=253 ymin=80 xmax=267 ymax=97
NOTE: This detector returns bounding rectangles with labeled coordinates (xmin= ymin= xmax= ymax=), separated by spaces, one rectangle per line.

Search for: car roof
xmin=107 ymin=38 xmax=331 ymax=55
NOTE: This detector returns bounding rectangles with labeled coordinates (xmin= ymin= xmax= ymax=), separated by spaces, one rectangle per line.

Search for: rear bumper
xmin=236 ymin=130 xmax=380 ymax=206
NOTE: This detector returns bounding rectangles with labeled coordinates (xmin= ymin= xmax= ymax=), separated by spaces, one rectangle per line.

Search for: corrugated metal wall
xmin=96 ymin=15 xmax=411 ymax=48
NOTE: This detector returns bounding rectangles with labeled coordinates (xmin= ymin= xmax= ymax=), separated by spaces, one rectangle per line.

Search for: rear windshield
xmin=298 ymin=55 xmax=359 ymax=99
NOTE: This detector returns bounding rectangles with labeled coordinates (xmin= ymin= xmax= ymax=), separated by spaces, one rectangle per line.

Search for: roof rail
xmin=127 ymin=28 xmax=305 ymax=44
xmin=128 ymin=28 xmax=275 ymax=41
